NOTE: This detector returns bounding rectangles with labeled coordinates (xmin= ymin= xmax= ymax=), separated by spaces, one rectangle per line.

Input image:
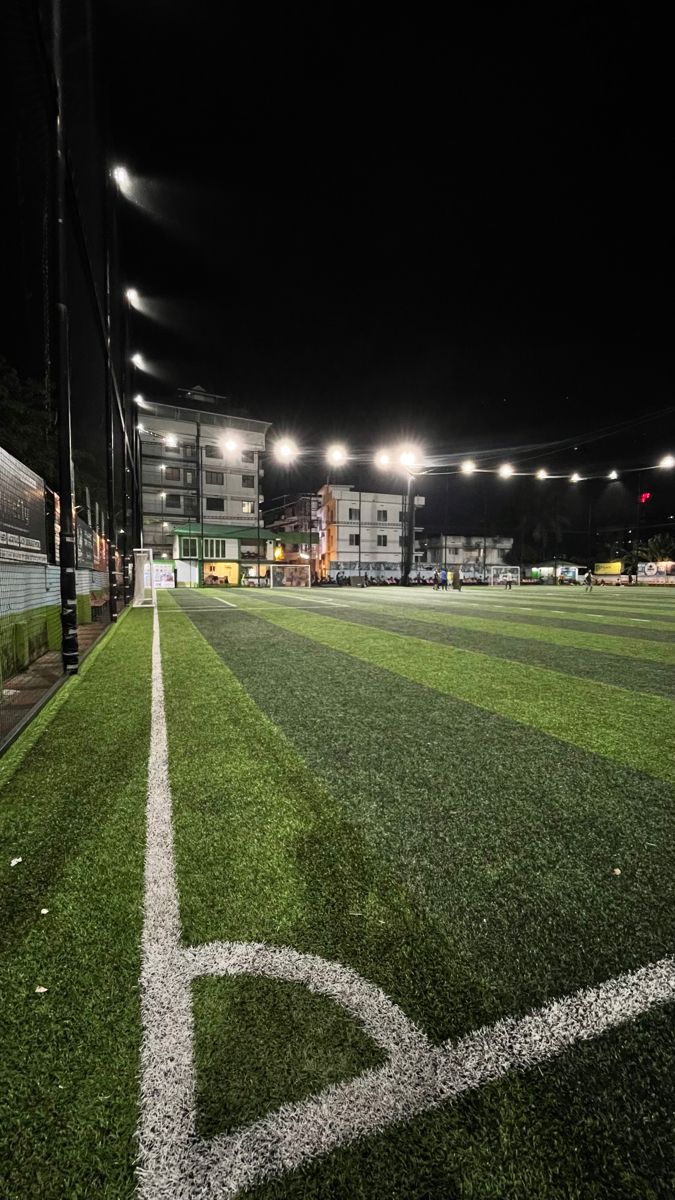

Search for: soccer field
xmin=1 ymin=585 xmax=674 ymax=1198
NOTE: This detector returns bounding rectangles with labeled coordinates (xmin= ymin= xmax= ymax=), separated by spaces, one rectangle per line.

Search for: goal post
xmin=270 ymin=562 xmax=312 ymax=588
xmin=488 ymin=565 xmax=521 ymax=587
xmin=133 ymin=548 xmax=156 ymax=607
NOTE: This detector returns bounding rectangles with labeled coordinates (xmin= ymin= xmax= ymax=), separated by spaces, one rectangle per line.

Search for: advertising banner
xmin=638 ymin=561 xmax=675 ymax=585
xmin=594 ymin=560 xmax=622 ymax=575
xmin=0 ymin=446 xmax=48 ymax=564
xmin=76 ymin=517 xmax=95 ymax=569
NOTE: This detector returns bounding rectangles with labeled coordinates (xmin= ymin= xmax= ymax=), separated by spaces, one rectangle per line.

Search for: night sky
xmin=2 ymin=1 xmax=674 ymax=537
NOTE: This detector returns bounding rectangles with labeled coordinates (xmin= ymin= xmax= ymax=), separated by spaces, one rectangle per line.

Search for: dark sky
xmin=2 ymin=1 xmax=673 ymax=535
xmin=102 ymin=1 xmax=673 ymax=465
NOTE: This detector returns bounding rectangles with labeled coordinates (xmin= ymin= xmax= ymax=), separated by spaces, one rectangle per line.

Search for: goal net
xmin=133 ymin=549 xmax=156 ymax=607
xmin=270 ymin=562 xmax=312 ymax=588
xmin=488 ymin=565 xmax=520 ymax=587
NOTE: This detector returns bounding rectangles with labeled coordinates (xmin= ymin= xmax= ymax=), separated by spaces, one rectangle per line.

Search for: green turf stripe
xmin=0 ymin=609 xmax=152 ymax=1198
xmin=330 ymin=600 xmax=675 ymax=661
xmin=279 ymin=601 xmax=675 ymax=698
xmin=245 ymin=606 xmax=675 ymax=784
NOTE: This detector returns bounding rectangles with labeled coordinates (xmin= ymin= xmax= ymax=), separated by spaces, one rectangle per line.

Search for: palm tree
xmin=638 ymin=534 xmax=675 ymax=562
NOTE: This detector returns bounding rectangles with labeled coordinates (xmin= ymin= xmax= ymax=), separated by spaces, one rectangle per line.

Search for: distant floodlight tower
xmin=498 ymin=463 xmax=514 ymax=478
xmin=274 ymin=439 xmax=299 ymax=463
xmin=659 ymin=454 xmax=675 ymax=469
xmin=374 ymin=449 xmax=391 ymax=468
xmin=326 ymin=443 xmax=348 ymax=466
xmin=460 ymin=459 xmax=477 ymax=474
xmin=536 ymin=468 xmax=548 ymax=480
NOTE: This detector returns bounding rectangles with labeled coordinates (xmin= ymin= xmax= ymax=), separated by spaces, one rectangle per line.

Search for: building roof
xmin=174 ymin=523 xmax=318 ymax=543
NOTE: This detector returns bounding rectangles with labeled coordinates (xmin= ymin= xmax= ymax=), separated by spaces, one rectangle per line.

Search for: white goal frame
xmin=270 ymin=562 xmax=312 ymax=588
xmin=488 ymin=565 xmax=521 ymax=587
xmin=133 ymin=548 xmax=156 ymax=607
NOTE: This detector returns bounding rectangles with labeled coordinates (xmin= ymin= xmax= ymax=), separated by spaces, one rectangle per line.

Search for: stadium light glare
xmin=536 ymin=469 xmax=548 ymax=480
xmin=326 ymin=443 xmax=348 ymax=466
xmin=134 ymin=393 xmax=145 ymax=406
xmin=164 ymin=435 xmax=177 ymax=448
xmin=125 ymin=287 xmax=140 ymax=307
xmin=131 ymin=352 xmax=145 ymax=369
xmin=221 ymin=434 xmax=239 ymax=453
xmin=460 ymin=459 xmax=477 ymax=474
xmin=608 ymin=469 xmax=619 ymax=480
xmin=659 ymin=453 xmax=675 ymax=469
xmin=374 ymin=449 xmax=391 ymax=468
xmin=398 ymin=445 xmax=420 ymax=468
xmin=570 ymin=472 xmax=582 ymax=482
xmin=159 ymin=492 xmax=166 ymax=499
xmin=274 ymin=438 xmax=299 ymax=463
xmin=498 ymin=463 xmax=514 ymax=478
xmin=137 ymin=423 xmax=145 ymax=432
xmin=112 ymin=165 xmax=131 ymax=192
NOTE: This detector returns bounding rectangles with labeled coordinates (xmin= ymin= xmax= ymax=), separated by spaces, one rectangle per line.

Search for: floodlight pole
xmin=51 ymin=0 xmax=79 ymax=673
xmin=402 ymin=473 xmax=416 ymax=585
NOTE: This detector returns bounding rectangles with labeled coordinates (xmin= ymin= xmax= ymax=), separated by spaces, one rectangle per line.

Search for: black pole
xmin=52 ymin=0 xmax=78 ymax=673
xmin=402 ymin=474 xmax=416 ymax=584
xmin=104 ymin=173 xmax=119 ymax=622
xmin=358 ymin=478 xmax=362 ymax=580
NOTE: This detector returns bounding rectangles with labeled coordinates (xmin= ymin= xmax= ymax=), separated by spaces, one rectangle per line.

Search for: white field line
xmin=138 ymin=606 xmax=675 ymax=1199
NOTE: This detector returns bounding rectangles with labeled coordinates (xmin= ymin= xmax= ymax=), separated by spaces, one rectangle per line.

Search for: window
xmin=349 ymin=533 xmax=360 ymax=546
xmin=205 ymin=470 xmax=224 ymax=485
xmin=203 ymin=538 xmax=227 ymax=558
xmin=377 ymin=534 xmax=388 ymax=547
xmin=348 ymin=507 xmax=360 ymax=520
xmin=242 ymin=474 xmax=255 ymax=489
xmin=184 ymin=470 xmax=195 ymax=485
xmin=206 ymin=497 xmax=224 ymax=511
xmin=241 ymin=450 xmax=254 ymax=463
xmin=184 ymin=444 xmax=196 ymax=456
xmin=164 ymin=444 xmax=180 ymax=456
xmin=399 ymin=511 xmax=405 ymax=523
xmin=164 ymin=466 xmax=181 ymax=481
xmin=242 ymin=501 xmax=254 ymax=514
xmin=204 ymin=444 xmax=220 ymax=458
xmin=165 ymin=494 xmax=181 ymax=509
xmin=181 ymin=537 xmax=198 ymax=558
xmin=399 ymin=536 xmax=404 ymax=546
xmin=377 ymin=509 xmax=388 ymax=521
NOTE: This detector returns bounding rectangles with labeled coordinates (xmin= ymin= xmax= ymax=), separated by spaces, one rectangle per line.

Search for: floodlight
xmin=125 ymin=287 xmax=140 ymax=307
xmin=374 ymin=450 xmax=391 ymax=468
xmin=659 ymin=454 xmax=675 ymax=469
xmin=326 ymin=443 xmax=348 ymax=466
xmin=498 ymin=463 xmax=514 ymax=478
xmin=460 ymin=459 xmax=477 ymax=474
xmin=274 ymin=439 xmax=299 ymax=463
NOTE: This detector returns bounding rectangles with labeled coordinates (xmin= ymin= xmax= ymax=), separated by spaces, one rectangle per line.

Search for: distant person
xmin=432 ymin=571 xmax=439 ymax=591
xmin=440 ymin=568 xmax=448 ymax=591
xmin=584 ymin=570 xmax=593 ymax=592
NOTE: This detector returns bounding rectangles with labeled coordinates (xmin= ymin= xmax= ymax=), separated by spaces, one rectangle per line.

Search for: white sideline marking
xmin=204 ymin=594 xmax=237 ymax=608
xmin=138 ymin=607 xmax=675 ymax=1198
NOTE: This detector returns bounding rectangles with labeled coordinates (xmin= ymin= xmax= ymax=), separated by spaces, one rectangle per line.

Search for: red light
xmin=640 ymin=492 xmax=652 ymax=504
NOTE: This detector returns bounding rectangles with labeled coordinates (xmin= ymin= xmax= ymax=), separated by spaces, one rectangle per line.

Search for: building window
xmin=184 ymin=444 xmax=196 ymax=456
xmin=399 ymin=535 xmax=404 ymax=546
xmin=205 ymin=470 xmax=224 ymax=485
xmin=242 ymin=501 xmax=254 ymax=514
xmin=165 ymin=494 xmax=181 ymax=509
xmin=204 ymin=444 xmax=220 ymax=458
xmin=349 ymin=533 xmax=360 ymax=546
xmin=165 ymin=466 xmax=181 ymax=481
xmin=399 ymin=511 xmax=405 ymax=523
xmin=203 ymin=538 xmax=227 ymax=558
xmin=164 ymin=444 xmax=180 ymax=456
xmin=377 ymin=509 xmax=388 ymax=521
xmin=348 ymin=507 xmax=360 ymax=520
xmin=242 ymin=474 xmax=255 ymax=489
xmin=206 ymin=497 xmax=224 ymax=511
xmin=377 ymin=534 xmax=388 ymax=547
xmin=181 ymin=537 xmax=198 ymax=558
xmin=185 ymin=470 xmax=195 ymax=485
xmin=241 ymin=450 xmax=254 ymax=463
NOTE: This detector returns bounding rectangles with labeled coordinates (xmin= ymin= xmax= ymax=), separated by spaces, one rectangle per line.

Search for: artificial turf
xmin=1 ymin=586 xmax=674 ymax=1198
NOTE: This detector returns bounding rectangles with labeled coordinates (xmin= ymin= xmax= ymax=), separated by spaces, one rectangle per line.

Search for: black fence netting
xmin=0 ymin=0 xmax=137 ymax=749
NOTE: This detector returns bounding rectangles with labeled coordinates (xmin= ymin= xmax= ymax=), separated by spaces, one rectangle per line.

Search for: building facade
xmin=265 ymin=493 xmax=320 ymax=570
xmin=316 ymin=484 xmax=425 ymax=577
xmin=138 ymin=391 xmax=270 ymax=561
xmin=415 ymin=533 xmax=514 ymax=577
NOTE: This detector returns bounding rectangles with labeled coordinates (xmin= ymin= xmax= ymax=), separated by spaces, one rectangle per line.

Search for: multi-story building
xmin=138 ymin=390 xmax=270 ymax=565
xmin=415 ymin=533 xmax=514 ymax=577
xmin=316 ymin=484 xmax=425 ymax=577
xmin=264 ymin=493 xmax=320 ymax=571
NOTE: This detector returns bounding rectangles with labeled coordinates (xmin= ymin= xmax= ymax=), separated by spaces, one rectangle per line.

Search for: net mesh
xmin=133 ymin=550 xmax=156 ymax=607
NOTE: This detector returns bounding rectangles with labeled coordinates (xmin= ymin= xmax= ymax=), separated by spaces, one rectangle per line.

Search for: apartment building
xmin=138 ymin=390 xmax=270 ymax=558
xmin=415 ymin=532 xmax=514 ymax=577
xmin=264 ymin=493 xmax=320 ymax=569
xmin=316 ymin=484 xmax=425 ymax=577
